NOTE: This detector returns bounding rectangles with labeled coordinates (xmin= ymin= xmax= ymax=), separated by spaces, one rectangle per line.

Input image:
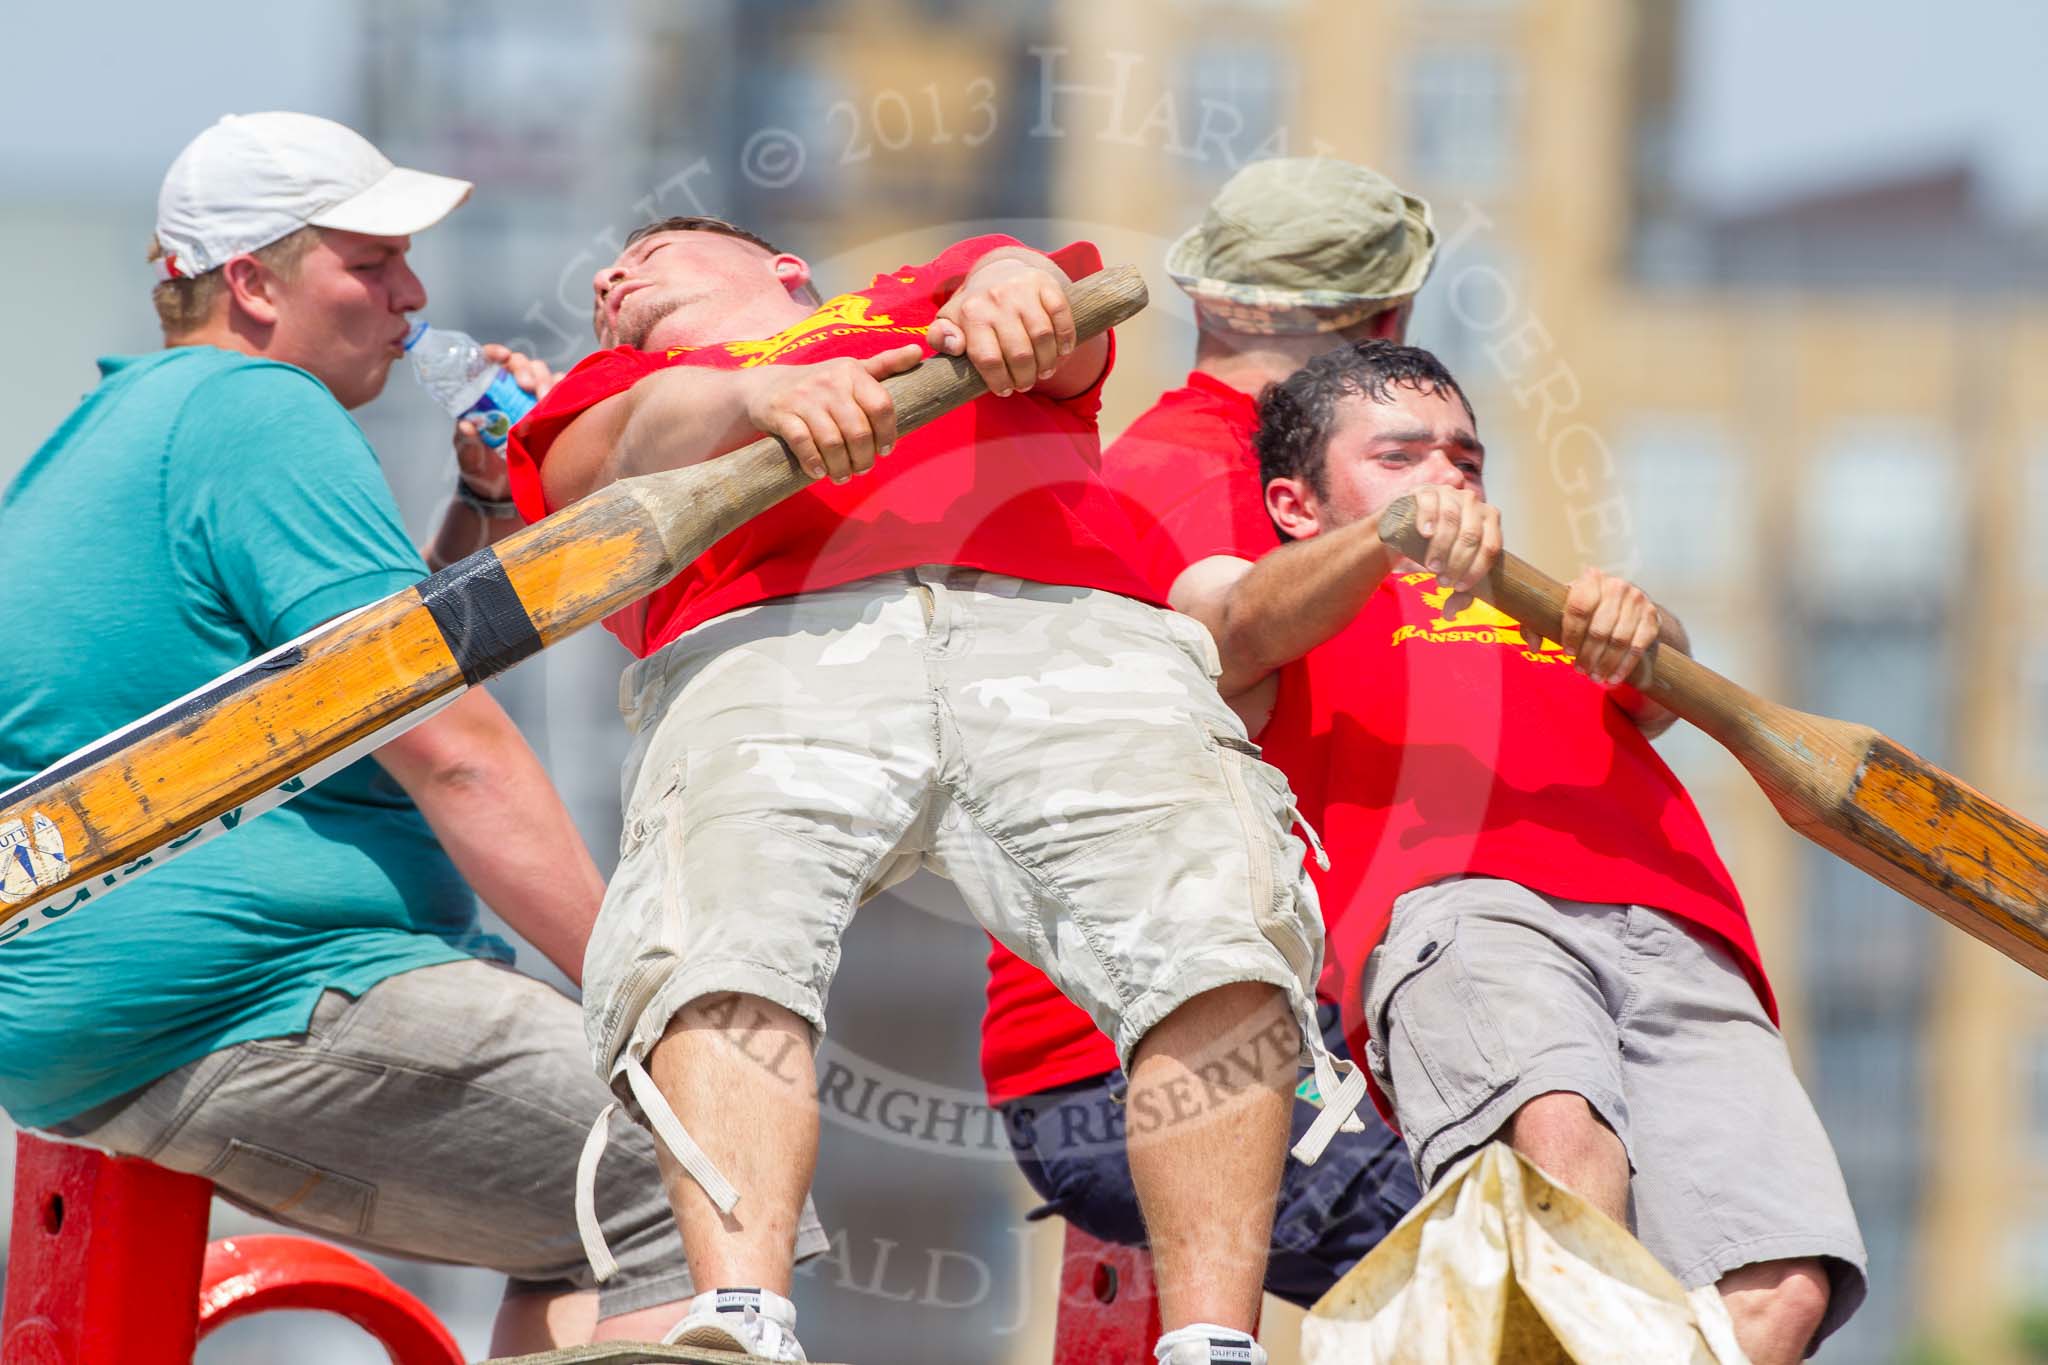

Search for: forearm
xmin=1203 ymin=522 xmax=1397 ymax=695
xmin=542 ymin=365 xmax=769 ymax=510
xmin=377 ymin=690 xmax=605 ymax=984
xmin=424 ymin=751 xmax=604 ymax=985
xmin=422 ymin=497 xmax=523 ymax=572
xmin=610 ymin=366 xmax=767 ymax=483
xmin=1617 ymin=606 xmax=1691 ymax=738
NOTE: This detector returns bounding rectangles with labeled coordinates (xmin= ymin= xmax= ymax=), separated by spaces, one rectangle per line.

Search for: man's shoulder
xmin=120 ymin=345 xmax=323 ymax=392
xmin=517 ymin=345 xmax=667 ymax=443
xmin=88 ymin=347 xmax=331 ymax=418
xmin=1110 ymin=377 xmax=1257 ymax=457
xmin=141 ymin=350 xmax=354 ymax=453
xmin=182 ymin=350 xmax=339 ymax=406
xmin=158 ymin=355 xmax=378 ymax=500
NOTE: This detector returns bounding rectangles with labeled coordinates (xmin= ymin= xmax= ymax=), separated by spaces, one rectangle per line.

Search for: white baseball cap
xmin=154 ymin=112 xmax=473 ymax=280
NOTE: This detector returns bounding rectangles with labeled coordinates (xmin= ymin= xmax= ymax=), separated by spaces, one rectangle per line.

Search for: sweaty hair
xmin=623 ymin=214 xmax=790 ymax=258
xmin=1255 ymin=339 xmax=1475 ymax=507
xmin=146 ymin=226 xmax=320 ymax=339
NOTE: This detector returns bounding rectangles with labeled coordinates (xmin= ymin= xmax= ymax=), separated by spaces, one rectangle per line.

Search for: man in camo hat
xmin=980 ymin=157 xmax=1437 ymax=1310
xmin=1166 ymin=155 xmax=1435 ymax=338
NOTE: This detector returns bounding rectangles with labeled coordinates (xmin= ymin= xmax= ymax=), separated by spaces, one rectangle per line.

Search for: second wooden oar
xmin=1377 ymin=490 xmax=2048 ymax=981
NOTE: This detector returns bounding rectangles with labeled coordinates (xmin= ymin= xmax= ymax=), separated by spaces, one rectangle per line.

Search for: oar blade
xmin=1822 ymin=739 xmax=2048 ymax=978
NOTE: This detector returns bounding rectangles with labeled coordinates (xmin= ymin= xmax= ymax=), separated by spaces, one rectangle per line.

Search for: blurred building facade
xmin=5 ymin=1 xmax=2046 ymax=1362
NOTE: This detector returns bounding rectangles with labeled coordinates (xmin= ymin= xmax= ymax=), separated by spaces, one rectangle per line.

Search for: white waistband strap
xmin=1288 ymin=803 xmax=1330 ymax=871
xmin=1291 ymin=1046 xmax=1369 ymax=1165
xmin=625 ymin=1054 xmax=742 ymax=1215
xmin=576 ymin=1103 xmax=621 ymax=1282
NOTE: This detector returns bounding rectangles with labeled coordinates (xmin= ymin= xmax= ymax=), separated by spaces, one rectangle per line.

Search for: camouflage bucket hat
xmin=1165 ymin=157 xmax=1437 ymax=336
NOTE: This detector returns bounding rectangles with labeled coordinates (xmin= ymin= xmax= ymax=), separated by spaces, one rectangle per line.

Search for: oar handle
xmin=602 ymin=264 xmax=1152 ymax=573
xmin=1373 ymin=492 xmax=1757 ymax=740
xmin=882 ymin=261 xmax=1150 ymax=432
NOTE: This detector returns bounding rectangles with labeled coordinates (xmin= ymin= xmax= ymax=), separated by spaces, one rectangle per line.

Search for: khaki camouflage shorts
xmin=585 ymin=568 xmax=1344 ymax=1146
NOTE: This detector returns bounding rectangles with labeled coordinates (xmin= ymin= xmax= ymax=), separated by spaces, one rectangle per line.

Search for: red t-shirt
xmin=1257 ymin=572 xmax=1776 ymax=1118
xmin=980 ymin=373 xmax=1277 ymax=1103
xmin=507 ymin=235 xmax=1155 ymax=658
xmin=1104 ymin=372 xmax=1273 ymax=598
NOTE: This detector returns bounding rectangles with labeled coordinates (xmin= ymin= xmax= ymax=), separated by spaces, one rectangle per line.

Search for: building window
xmin=1802 ymin=1008 xmax=1926 ymax=1360
xmin=1176 ymin=41 xmax=1291 ymax=185
xmin=1406 ymin=240 xmax=1520 ymax=398
xmin=2025 ymin=1030 xmax=2048 ymax=1168
xmin=2025 ymin=436 xmax=2048 ymax=587
xmin=1402 ymin=48 xmax=1520 ymax=192
xmin=2027 ymin=1037 xmax=2048 ymax=1178
xmin=1794 ymin=606 xmax=1948 ymax=1361
xmin=732 ymin=52 xmax=853 ymax=212
xmin=1800 ymin=422 xmax=1960 ymax=604
xmin=2023 ymin=645 xmax=2048 ymax=800
xmin=2011 ymin=1219 xmax=2048 ymax=1301
xmin=1620 ymin=415 xmax=1744 ymax=585
xmin=1642 ymin=612 xmax=1751 ymax=784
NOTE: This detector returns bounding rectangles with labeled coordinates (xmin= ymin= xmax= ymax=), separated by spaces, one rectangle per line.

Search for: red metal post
xmin=1053 ymin=1222 xmax=1162 ymax=1364
xmin=197 ymin=1234 xmax=464 ymax=1364
xmin=2 ymin=1131 xmax=213 ymax=1365
xmin=4 ymin=1131 xmax=463 ymax=1365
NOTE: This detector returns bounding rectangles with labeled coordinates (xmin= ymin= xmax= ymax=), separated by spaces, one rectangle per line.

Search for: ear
xmin=219 ymin=255 xmax=283 ymax=329
xmin=1266 ymin=476 xmax=1325 ymax=540
xmin=773 ymin=253 xmax=813 ymax=297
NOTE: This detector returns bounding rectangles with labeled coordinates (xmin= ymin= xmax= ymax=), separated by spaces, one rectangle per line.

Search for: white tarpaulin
xmin=1302 ymin=1143 xmax=1751 ymax=1364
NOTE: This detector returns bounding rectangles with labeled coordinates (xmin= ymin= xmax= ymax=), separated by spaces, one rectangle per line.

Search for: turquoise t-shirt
xmin=0 ymin=347 xmax=512 ymax=1128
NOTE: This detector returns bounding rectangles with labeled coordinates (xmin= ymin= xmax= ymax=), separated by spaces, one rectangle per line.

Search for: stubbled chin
xmin=619 ymin=296 xmax=685 ymax=351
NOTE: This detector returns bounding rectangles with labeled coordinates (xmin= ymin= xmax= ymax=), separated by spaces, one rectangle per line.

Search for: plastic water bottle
xmin=404 ymin=321 xmax=536 ymax=448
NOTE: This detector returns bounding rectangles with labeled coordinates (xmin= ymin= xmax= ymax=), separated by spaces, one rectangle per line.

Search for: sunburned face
xmin=1278 ymin=382 xmax=1485 ymax=539
xmin=265 ymin=230 xmax=425 ymax=410
xmin=591 ymin=230 xmax=799 ymax=350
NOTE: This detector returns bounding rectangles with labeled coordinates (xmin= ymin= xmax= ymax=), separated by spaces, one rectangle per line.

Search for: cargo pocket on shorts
xmin=203 ymin=1140 xmax=375 ymax=1237
xmin=1364 ymin=919 xmax=1518 ymax=1142
xmin=1208 ymin=727 xmax=1317 ymax=989
xmin=1162 ymin=609 xmax=1224 ymax=683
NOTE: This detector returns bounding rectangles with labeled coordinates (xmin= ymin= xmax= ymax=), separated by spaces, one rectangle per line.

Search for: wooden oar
xmin=1377 ymin=492 xmax=2048 ymax=980
xmin=0 ymin=265 xmax=1150 ymax=943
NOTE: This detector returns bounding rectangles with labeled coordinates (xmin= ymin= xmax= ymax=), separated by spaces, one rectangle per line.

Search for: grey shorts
xmin=587 ymin=567 xmax=1333 ymax=1109
xmin=1360 ymin=876 xmax=1868 ymax=1349
xmin=49 ymin=959 xmax=821 ymax=1318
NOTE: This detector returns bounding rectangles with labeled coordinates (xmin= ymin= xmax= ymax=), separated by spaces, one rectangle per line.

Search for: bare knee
xmin=649 ymin=993 xmax=815 ymax=1100
xmin=1502 ymin=1091 xmax=1628 ymax=1222
xmin=1505 ymin=1090 xmax=1620 ymax=1167
xmin=1131 ymin=982 xmax=1299 ymax=1082
xmin=1718 ymin=1258 xmax=1830 ymax=1365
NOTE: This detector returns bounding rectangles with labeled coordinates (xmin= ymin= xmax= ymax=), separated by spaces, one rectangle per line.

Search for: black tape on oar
xmin=418 ymin=550 xmax=544 ymax=686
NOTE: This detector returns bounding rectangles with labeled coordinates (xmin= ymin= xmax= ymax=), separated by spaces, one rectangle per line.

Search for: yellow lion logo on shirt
xmin=1392 ymin=573 xmax=1571 ymax=662
xmin=677 ymin=293 xmax=931 ymax=368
